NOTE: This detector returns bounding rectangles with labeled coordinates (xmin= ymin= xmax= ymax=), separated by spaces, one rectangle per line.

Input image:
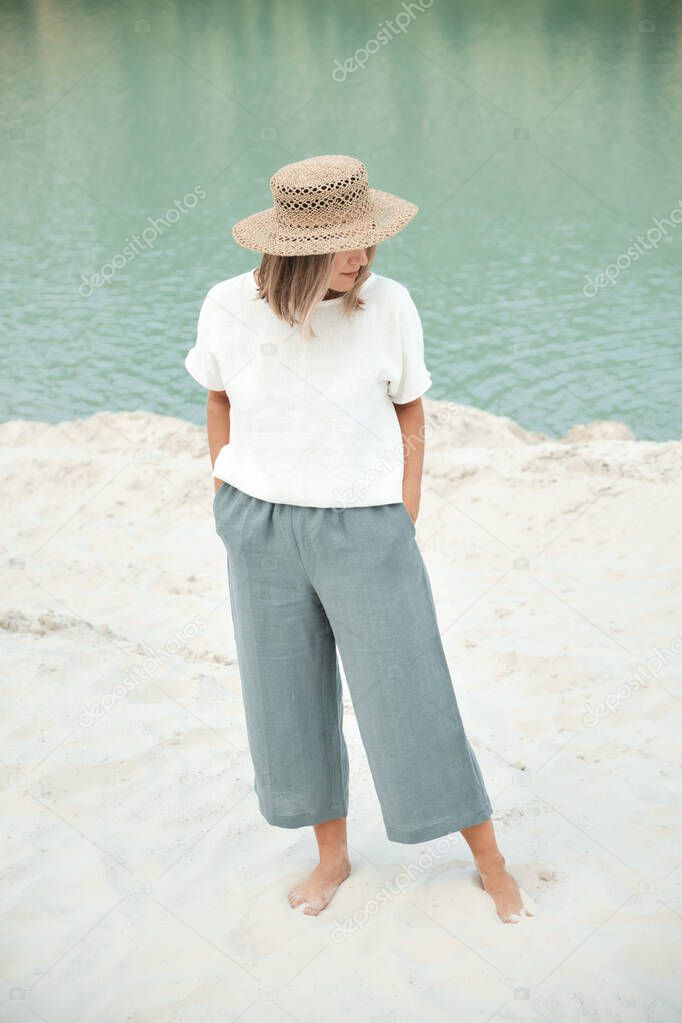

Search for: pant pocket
xmin=213 ymin=480 xmax=235 ymax=522
xmin=396 ymin=501 xmax=416 ymax=537
xmin=212 ymin=483 xmax=226 ymax=516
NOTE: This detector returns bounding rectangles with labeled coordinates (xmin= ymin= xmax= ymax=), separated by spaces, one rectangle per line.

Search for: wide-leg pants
xmin=213 ymin=481 xmax=493 ymax=844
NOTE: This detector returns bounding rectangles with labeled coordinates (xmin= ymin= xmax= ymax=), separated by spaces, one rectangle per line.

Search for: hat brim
xmin=231 ymin=188 xmax=418 ymax=256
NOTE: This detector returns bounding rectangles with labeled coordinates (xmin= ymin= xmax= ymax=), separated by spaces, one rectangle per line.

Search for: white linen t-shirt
xmin=184 ymin=268 xmax=432 ymax=508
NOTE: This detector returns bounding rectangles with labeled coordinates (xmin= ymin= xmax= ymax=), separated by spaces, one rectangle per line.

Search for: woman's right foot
xmin=288 ymin=853 xmax=351 ymax=916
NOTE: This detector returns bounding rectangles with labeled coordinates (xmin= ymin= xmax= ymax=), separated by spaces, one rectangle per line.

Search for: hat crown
xmin=231 ymin=152 xmax=418 ymax=255
xmin=269 ymin=155 xmax=372 ymax=229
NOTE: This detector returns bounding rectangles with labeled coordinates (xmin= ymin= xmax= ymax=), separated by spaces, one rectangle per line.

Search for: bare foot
xmin=288 ymin=853 xmax=351 ymax=916
xmin=475 ymin=852 xmax=533 ymax=924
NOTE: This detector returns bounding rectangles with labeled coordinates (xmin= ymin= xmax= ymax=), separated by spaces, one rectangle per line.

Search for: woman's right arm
xmin=207 ymin=389 xmax=231 ymax=492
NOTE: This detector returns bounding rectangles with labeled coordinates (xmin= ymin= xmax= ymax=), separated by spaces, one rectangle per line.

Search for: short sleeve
xmin=184 ymin=290 xmax=227 ymax=391
xmin=387 ymin=287 xmax=432 ymax=404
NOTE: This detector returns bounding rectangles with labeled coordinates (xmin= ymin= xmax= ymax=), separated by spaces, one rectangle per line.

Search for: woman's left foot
xmin=475 ymin=852 xmax=532 ymax=924
xmin=288 ymin=853 xmax=351 ymax=916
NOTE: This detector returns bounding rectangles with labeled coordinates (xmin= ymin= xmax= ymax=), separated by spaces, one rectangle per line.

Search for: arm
xmin=393 ymin=396 xmax=425 ymax=523
xmin=207 ymin=389 xmax=231 ymax=493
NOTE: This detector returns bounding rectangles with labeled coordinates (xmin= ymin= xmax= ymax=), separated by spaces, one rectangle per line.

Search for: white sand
xmin=2 ymin=400 xmax=681 ymax=1021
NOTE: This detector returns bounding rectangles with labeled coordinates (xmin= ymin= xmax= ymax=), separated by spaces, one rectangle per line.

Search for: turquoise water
xmin=2 ymin=0 xmax=681 ymax=439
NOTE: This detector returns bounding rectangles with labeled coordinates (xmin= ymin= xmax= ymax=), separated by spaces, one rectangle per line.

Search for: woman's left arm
xmin=393 ymin=397 xmax=425 ymax=523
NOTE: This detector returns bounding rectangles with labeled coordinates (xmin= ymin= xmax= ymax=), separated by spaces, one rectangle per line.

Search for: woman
xmin=185 ymin=155 xmax=530 ymax=924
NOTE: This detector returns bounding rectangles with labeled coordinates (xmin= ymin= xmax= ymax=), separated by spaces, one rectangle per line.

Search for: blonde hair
xmin=254 ymin=247 xmax=376 ymax=339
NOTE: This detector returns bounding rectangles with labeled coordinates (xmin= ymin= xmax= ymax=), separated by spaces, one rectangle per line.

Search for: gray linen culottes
xmin=213 ymin=481 xmax=493 ymax=844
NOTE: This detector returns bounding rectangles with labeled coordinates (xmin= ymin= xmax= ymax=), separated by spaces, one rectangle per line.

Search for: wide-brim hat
xmin=232 ymin=154 xmax=418 ymax=256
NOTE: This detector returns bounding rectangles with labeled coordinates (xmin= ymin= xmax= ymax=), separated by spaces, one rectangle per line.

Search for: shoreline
xmin=0 ymin=397 xmax=657 ymax=445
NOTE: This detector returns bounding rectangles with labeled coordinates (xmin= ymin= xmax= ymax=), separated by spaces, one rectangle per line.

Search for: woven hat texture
xmin=232 ymin=154 xmax=418 ymax=256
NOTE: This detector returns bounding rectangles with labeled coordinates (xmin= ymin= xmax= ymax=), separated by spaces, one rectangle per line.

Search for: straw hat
xmin=231 ymin=154 xmax=418 ymax=256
